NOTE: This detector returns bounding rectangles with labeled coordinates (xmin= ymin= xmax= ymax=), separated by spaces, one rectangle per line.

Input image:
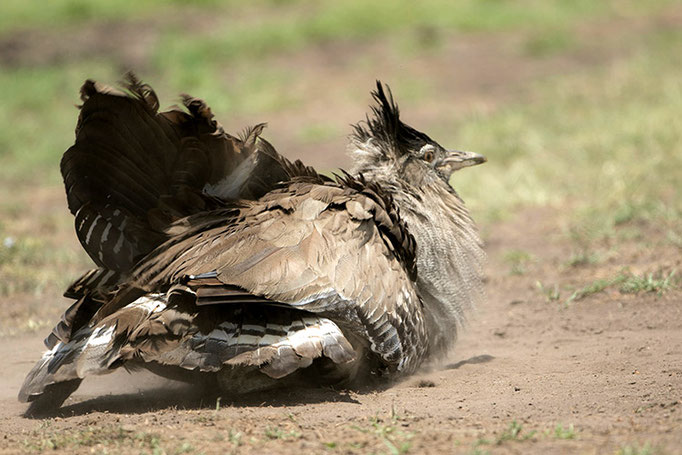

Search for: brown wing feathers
xmin=128 ymin=175 xmax=423 ymax=373
xmin=20 ymin=76 xmax=432 ymax=411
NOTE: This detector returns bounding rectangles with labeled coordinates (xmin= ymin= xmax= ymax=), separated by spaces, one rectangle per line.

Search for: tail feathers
xmin=19 ymin=293 xmax=169 ymax=403
xmin=45 ymin=267 xmax=122 ymax=349
xmin=18 ymin=323 xmax=120 ymax=403
xmin=20 ymin=292 xmax=357 ymax=406
xmin=24 ymin=380 xmax=83 ymax=417
xmin=45 ymin=295 xmax=105 ymax=349
xmin=145 ymin=312 xmax=357 ymax=379
xmin=259 ymin=318 xmax=356 ymax=378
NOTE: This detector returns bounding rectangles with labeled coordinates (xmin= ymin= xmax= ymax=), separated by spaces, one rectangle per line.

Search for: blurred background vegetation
xmin=0 ymin=0 xmax=680 ymax=334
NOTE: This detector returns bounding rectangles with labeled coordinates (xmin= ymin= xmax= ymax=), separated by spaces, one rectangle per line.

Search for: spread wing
xmin=134 ymin=177 xmax=426 ymax=374
xmin=53 ymin=75 xmax=319 ymax=347
xmin=62 ymin=74 xmax=309 ymax=274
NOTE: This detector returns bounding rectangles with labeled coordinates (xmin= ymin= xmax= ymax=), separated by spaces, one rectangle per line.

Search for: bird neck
xmin=354 ymin=160 xmax=485 ymax=359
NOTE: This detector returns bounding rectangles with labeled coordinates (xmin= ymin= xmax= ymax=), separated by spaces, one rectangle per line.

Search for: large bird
xmin=19 ymin=75 xmax=486 ymax=415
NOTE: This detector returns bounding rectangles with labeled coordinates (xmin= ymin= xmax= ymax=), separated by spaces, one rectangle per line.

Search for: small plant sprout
xmin=504 ymin=250 xmax=533 ymax=275
xmin=536 ymin=281 xmax=561 ymax=302
xmin=553 ymin=423 xmax=575 ymax=439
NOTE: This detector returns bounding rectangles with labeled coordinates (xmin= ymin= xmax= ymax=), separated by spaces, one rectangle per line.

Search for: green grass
xmin=263 ymin=426 xmax=302 ymax=440
xmin=0 ymin=225 xmax=87 ymax=296
xmin=552 ymin=423 xmax=576 ymax=440
xmin=564 ymin=251 xmax=601 ymax=268
xmin=495 ymin=420 xmax=535 ymax=444
xmin=524 ymin=28 xmax=575 ymax=57
xmin=503 ymin=249 xmax=533 ymax=275
xmin=3 ymin=0 xmax=672 ymax=43
xmin=297 ymin=123 xmax=343 ymax=144
xmin=565 ymin=269 xmax=678 ymax=304
xmin=22 ymin=424 xmax=166 ymax=453
xmin=351 ymin=410 xmax=415 ymax=455
xmin=566 ymin=273 xmax=629 ymax=304
xmin=467 ymin=421 xmax=576 ymax=453
xmin=536 ymin=281 xmax=561 ymax=303
xmin=452 ymin=29 xmax=682 ymax=230
xmin=620 ymin=270 xmax=677 ymax=295
xmin=0 ymin=188 xmax=90 ymax=335
xmin=0 ymin=62 xmax=121 ymax=185
xmin=153 ymin=0 xmax=661 ymax=67
xmin=0 ymin=0 xmax=239 ymax=34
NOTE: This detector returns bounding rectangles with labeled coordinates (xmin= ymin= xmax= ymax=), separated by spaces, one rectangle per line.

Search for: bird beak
xmin=437 ymin=150 xmax=487 ymax=173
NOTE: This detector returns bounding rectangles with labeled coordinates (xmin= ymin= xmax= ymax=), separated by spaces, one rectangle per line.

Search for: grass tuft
xmin=565 ymin=272 xmax=629 ymax=304
xmin=503 ymin=249 xmax=533 ymax=276
xmin=536 ymin=281 xmax=561 ymax=303
xmin=620 ymin=270 xmax=677 ymax=295
xmin=524 ymin=28 xmax=574 ymax=57
xmin=566 ymin=268 xmax=678 ymax=305
xmin=22 ymin=425 xmax=166 ymax=452
xmin=263 ymin=425 xmax=301 ymax=440
xmin=351 ymin=410 xmax=414 ymax=455
xmin=564 ymin=251 xmax=601 ymax=268
xmin=496 ymin=420 xmax=535 ymax=444
xmin=553 ymin=423 xmax=576 ymax=440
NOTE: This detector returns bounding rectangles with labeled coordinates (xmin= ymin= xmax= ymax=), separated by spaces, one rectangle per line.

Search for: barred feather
xmin=20 ymin=293 xmax=356 ymax=403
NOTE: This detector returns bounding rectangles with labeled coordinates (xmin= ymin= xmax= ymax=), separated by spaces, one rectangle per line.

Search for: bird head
xmin=350 ymin=81 xmax=486 ymax=184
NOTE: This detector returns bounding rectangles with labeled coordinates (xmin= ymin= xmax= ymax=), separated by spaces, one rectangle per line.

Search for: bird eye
xmin=423 ymin=150 xmax=434 ymax=163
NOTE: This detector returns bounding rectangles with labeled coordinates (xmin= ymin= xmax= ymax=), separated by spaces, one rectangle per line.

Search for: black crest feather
xmin=352 ymin=81 xmax=433 ymax=157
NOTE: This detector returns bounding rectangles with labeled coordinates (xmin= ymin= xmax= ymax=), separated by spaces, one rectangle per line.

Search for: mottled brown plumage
xmin=19 ymin=75 xmax=485 ymax=415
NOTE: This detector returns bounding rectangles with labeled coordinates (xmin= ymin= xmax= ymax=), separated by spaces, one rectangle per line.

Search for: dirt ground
xmin=1 ymin=5 xmax=681 ymax=454
xmin=1 ymin=207 xmax=680 ymax=454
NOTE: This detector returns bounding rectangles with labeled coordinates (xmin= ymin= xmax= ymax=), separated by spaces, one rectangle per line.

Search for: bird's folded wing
xmin=133 ymin=179 xmax=426 ymax=373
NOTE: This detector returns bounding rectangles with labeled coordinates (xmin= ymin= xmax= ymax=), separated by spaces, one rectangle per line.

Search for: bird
xmin=18 ymin=74 xmax=486 ymax=415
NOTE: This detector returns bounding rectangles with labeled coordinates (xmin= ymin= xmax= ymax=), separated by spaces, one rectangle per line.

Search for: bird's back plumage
xmin=20 ymin=76 xmax=485 ymax=414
